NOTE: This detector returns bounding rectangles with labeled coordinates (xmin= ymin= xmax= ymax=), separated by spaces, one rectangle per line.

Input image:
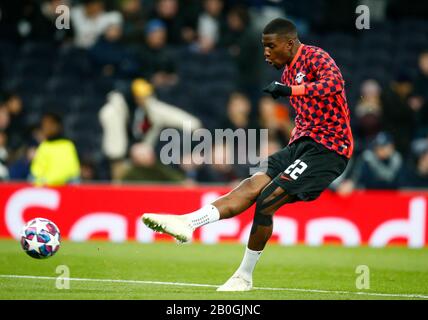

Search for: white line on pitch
xmin=1 ymin=274 xmax=427 ymax=299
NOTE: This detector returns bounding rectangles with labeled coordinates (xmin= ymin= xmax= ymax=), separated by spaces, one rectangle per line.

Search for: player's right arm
xmin=263 ymin=47 xmax=344 ymax=99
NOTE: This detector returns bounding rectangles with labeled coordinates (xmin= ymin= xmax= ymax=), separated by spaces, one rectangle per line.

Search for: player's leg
xmin=248 ymin=185 xmax=297 ymax=251
xmin=211 ymin=172 xmax=273 ymax=219
xmin=142 ymin=172 xmax=272 ymax=242
xmin=217 ymin=182 xmax=297 ymax=291
xmin=142 ymin=143 xmax=293 ymax=242
xmin=218 ymin=139 xmax=349 ymax=291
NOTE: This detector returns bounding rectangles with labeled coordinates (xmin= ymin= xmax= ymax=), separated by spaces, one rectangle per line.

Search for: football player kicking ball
xmin=142 ymin=18 xmax=354 ymax=291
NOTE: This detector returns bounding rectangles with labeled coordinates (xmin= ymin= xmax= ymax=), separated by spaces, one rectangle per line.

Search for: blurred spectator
xmin=1 ymin=1 xmax=427 ymax=189
xmin=413 ymin=51 xmax=428 ymax=101
xmin=398 ymin=139 xmax=428 ymax=188
xmin=80 ymin=157 xmax=98 ymax=182
xmin=178 ymin=151 xmax=201 ymax=186
xmin=0 ymin=131 xmax=9 ymax=180
xmin=8 ymin=143 xmax=38 ymax=181
xmin=258 ymin=96 xmax=293 ymax=146
xmin=9 ymin=125 xmax=43 ymax=181
xmin=122 ymin=142 xmax=185 ymax=182
xmin=119 ymin=0 xmax=147 ymax=45
xmin=137 ymin=19 xmax=178 ymax=87
xmin=196 ymin=0 xmax=225 ymax=53
xmin=39 ymin=0 xmax=73 ymax=43
xmin=89 ymin=21 xmax=139 ymax=78
xmin=179 ymin=92 xmax=266 ymax=182
xmin=409 ymin=50 xmax=428 ymax=136
xmin=30 ymin=113 xmax=80 ymax=186
xmin=99 ymin=90 xmax=129 ymax=160
xmin=222 ymin=92 xmax=252 ymax=130
xmin=131 ymin=78 xmax=202 ymax=147
xmin=100 ymin=79 xmax=202 ymax=180
xmin=252 ymin=137 xmax=282 ymax=178
xmin=222 ymin=5 xmax=263 ymax=93
xmin=265 ymin=138 xmax=281 ymax=156
xmin=195 ymin=143 xmax=240 ymax=184
xmin=71 ymin=0 xmax=123 ymax=48
xmin=149 ymin=0 xmax=183 ymax=44
xmin=337 ymin=132 xmax=403 ymax=195
xmin=179 ymin=143 xmax=243 ymax=185
xmin=2 ymin=0 xmax=69 ymax=41
xmin=221 ymin=92 xmax=256 ymax=178
xmin=178 ymin=1 xmax=200 ymax=45
xmin=381 ymin=73 xmax=415 ymax=154
xmin=0 ymin=105 xmax=10 ymax=132
xmin=99 ymin=90 xmax=130 ymax=180
xmin=354 ymin=79 xmax=383 ymax=147
xmin=1 ymin=92 xmax=25 ymax=151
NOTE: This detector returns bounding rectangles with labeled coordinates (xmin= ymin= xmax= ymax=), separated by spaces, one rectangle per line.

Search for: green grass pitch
xmin=0 ymin=239 xmax=428 ymax=300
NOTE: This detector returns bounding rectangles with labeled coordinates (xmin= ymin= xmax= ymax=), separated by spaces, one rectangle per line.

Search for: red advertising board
xmin=0 ymin=183 xmax=427 ymax=247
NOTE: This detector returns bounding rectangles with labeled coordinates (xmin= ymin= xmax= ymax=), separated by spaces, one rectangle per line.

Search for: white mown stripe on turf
xmin=1 ymin=274 xmax=427 ymax=299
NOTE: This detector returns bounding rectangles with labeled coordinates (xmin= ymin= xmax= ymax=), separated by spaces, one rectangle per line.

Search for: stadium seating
xmin=0 ymin=19 xmax=426 ymax=178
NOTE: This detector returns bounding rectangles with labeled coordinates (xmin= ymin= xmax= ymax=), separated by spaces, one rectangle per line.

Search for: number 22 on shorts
xmin=284 ymin=159 xmax=308 ymax=180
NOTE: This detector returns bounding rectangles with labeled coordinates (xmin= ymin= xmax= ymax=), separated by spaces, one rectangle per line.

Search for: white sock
xmin=234 ymin=247 xmax=263 ymax=280
xmin=184 ymin=204 xmax=220 ymax=229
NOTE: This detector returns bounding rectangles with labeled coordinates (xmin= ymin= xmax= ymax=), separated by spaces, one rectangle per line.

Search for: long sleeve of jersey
xmin=303 ymin=49 xmax=345 ymax=98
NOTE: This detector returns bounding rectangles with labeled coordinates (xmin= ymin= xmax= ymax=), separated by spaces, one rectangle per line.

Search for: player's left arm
xmin=300 ymin=49 xmax=345 ymax=97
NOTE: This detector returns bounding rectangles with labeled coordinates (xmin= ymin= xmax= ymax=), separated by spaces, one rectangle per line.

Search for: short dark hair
xmin=420 ymin=50 xmax=428 ymax=57
xmin=263 ymin=18 xmax=297 ymax=37
xmin=0 ymin=90 xmax=18 ymax=103
xmin=229 ymin=6 xmax=250 ymax=27
xmin=42 ymin=112 xmax=63 ymax=127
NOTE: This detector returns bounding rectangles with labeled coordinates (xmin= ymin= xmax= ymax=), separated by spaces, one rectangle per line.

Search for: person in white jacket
xmin=99 ymin=79 xmax=202 ymax=180
xmin=99 ymin=91 xmax=129 ymax=180
xmin=71 ymin=0 xmax=123 ymax=48
xmin=131 ymin=78 xmax=202 ymax=147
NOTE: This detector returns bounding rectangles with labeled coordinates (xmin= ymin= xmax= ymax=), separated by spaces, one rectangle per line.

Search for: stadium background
xmin=0 ymin=0 xmax=427 ymax=247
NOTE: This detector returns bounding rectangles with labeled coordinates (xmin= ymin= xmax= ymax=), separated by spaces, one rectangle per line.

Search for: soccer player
xmin=142 ymin=18 xmax=353 ymax=291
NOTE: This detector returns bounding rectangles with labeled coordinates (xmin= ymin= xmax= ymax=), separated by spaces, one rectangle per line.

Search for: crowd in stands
xmin=0 ymin=0 xmax=427 ymax=190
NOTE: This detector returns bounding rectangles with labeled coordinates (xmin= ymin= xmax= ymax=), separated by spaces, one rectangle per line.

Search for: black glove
xmin=263 ymin=81 xmax=292 ymax=99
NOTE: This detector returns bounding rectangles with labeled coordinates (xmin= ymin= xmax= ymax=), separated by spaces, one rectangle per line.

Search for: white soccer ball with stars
xmin=20 ymin=218 xmax=61 ymax=259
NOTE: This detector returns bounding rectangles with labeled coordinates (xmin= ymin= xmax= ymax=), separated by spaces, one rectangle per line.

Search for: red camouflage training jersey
xmin=281 ymin=44 xmax=354 ymax=159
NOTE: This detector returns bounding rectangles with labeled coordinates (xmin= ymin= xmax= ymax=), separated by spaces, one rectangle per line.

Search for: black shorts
xmin=258 ymin=137 xmax=348 ymax=201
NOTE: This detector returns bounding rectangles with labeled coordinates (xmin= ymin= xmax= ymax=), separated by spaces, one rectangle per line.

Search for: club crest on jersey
xmin=295 ymin=72 xmax=306 ymax=84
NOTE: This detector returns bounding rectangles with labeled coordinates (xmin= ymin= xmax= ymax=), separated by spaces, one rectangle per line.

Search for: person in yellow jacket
xmin=31 ymin=113 xmax=80 ymax=186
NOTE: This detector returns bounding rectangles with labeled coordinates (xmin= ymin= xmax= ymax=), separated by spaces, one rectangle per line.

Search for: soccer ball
xmin=20 ymin=218 xmax=61 ymax=259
